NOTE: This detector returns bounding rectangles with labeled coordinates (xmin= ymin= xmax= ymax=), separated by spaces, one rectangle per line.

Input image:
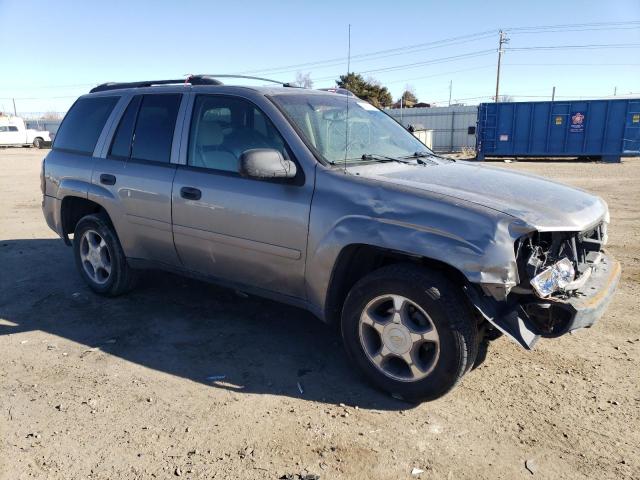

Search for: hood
xmin=348 ymin=160 xmax=607 ymax=232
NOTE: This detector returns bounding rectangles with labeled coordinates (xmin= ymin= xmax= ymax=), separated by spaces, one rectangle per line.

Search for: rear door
xmin=171 ymin=94 xmax=313 ymax=299
xmin=90 ymin=93 xmax=184 ymax=267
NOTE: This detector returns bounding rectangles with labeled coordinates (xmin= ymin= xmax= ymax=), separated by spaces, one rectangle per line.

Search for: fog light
xmin=530 ymin=258 xmax=575 ymax=298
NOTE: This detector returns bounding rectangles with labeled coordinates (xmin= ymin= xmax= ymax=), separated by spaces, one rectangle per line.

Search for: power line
xmin=239 ymin=30 xmax=497 ymax=76
xmin=506 ymin=20 xmax=640 ymax=31
xmin=506 ymin=43 xmax=640 ymax=51
xmin=0 ymin=95 xmax=79 ymax=100
xmin=503 ymin=62 xmax=640 ymax=66
xmin=3 ymin=20 xmax=639 ymax=92
xmin=241 ymin=20 xmax=640 ymax=77
xmin=312 ymin=49 xmax=495 ymax=82
xmin=429 ymin=91 xmax=640 ymax=104
xmin=0 ymin=83 xmax=95 ymax=91
xmin=4 ymin=19 xmax=640 ymax=107
xmin=384 ymin=65 xmax=495 ymax=84
xmin=508 ymin=25 xmax=640 ymax=34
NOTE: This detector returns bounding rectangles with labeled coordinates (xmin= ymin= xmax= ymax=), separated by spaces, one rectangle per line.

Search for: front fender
xmin=305 ymin=168 xmax=535 ymax=317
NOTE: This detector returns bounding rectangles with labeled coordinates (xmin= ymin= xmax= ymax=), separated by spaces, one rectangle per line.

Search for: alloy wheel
xmin=358 ymin=294 xmax=440 ymax=382
xmin=79 ymin=229 xmax=112 ymax=285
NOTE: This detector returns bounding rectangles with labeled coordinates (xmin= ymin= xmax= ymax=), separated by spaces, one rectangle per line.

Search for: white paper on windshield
xmin=357 ymin=102 xmax=377 ymax=111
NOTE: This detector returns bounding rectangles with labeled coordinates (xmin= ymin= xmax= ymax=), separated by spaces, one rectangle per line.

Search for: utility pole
xmin=12 ymin=98 xmax=17 ymax=116
xmin=448 ymin=80 xmax=452 ymax=107
xmin=551 ymin=86 xmax=556 ymax=102
xmin=494 ymin=30 xmax=508 ymax=102
xmin=613 ymin=86 xmax=617 ymax=97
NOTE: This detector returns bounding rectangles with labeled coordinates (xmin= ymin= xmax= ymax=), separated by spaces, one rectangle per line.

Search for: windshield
xmin=271 ymin=93 xmax=433 ymax=164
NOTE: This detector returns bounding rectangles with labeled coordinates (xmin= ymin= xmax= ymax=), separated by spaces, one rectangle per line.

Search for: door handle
xmin=180 ymin=186 xmax=201 ymax=200
xmin=99 ymin=173 xmax=116 ymax=186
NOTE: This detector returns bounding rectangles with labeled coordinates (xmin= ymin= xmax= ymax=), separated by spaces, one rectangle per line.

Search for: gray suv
xmin=41 ymin=76 xmax=620 ymax=401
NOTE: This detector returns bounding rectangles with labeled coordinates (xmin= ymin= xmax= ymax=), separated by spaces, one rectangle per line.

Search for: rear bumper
xmin=547 ymin=253 xmax=621 ymax=335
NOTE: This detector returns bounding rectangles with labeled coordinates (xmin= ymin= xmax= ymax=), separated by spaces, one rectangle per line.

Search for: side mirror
xmin=239 ymin=149 xmax=297 ymax=179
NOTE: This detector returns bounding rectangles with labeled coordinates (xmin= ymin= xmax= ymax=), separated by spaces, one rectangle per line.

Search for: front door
xmin=171 ymin=94 xmax=313 ymax=299
xmin=90 ymin=93 xmax=182 ymax=267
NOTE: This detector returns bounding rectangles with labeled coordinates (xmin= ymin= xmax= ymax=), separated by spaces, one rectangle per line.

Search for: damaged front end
xmin=467 ymin=219 xmax=621 ymax=349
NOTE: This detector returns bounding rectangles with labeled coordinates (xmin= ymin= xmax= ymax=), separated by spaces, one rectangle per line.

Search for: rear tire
xmin=33 ymin=137 xmax=43 ymax=149
xmin=341 ymin=263 xmax=478 ymax=402
xmin=73 ymin=214 xmax=136 ymax=296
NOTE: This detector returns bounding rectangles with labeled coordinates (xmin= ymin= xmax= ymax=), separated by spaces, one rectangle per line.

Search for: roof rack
xmin=89 ymin=76 xmax=223 ymax=93
xmin=90 ymin=74 xmax=301 ymax=93
xmin=191 ymin=74 xmax=302 ymax=88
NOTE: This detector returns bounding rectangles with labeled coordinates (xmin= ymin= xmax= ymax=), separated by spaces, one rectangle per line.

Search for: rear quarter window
xmin=54 ymin=96 xmax=119 ymax=154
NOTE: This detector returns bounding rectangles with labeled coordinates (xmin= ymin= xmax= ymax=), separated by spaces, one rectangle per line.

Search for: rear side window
xmin=130 ymin=94 xmax=181 ymax=163
xmin=54 ymin=96 xmax=118 ymax=154
xmin=109 ymin=95 xmax=142 ymax=159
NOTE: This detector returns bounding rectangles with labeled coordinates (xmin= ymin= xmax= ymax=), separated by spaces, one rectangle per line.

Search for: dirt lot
xmin=1 ymin=148 xmax=638 ymax=480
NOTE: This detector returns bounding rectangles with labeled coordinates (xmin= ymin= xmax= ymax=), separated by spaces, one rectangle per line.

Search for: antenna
xmin=344 ymin=24 xmax=352 ymax=174
xmin=347 ymin=24 xmax=351 ymax=74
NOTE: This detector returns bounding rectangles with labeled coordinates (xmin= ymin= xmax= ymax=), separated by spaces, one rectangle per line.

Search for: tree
xmin=294 ymin=71 xmax=313 ymax=89
xmin=336 ymin=73 xmax=393 ymax=108
xmin=401 ymin=88 xmax=418 ymax=106
xmin=497 ymin=95 xmax=514 ymax=103
xmin=393 ymin=87 xmax=419 ymax=108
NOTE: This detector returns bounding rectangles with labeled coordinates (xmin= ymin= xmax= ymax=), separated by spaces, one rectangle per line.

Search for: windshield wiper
xmin=360 ymin=153 xmax=415 ymax=164
xmin=402 ymin=151 xmax=453 ymax=164
xmin=405 ymin=152 xmax=455 ymax=162
xmin=331 ymin=153 xmax=423 ymax=166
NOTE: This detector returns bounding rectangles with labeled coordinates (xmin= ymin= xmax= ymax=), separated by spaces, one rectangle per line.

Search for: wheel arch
xmin=323 ymin=243 xmax=469 ymax=326
xmin=60 ymin=196 xmax=114 ymax=245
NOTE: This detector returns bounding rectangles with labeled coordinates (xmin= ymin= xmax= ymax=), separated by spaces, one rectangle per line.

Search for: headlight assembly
xmin=530 ymin=257 xmax=575 ymax=298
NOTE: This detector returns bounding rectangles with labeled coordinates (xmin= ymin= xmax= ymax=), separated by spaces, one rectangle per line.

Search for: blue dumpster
xmin=476 ymin=99 xmax=640 ymax=162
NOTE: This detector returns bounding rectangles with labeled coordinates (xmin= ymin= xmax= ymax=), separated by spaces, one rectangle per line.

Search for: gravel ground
xmin=0 ymin=148 xmax=638 ymax=480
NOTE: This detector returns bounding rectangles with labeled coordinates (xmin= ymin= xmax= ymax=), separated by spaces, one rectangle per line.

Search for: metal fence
xmin=24 ymin=119 xmax=62 ymax=135
xmin=386 ymin=105 xmax=478 ymax=152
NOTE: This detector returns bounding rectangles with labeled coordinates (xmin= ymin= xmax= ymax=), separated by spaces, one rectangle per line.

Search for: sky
xmin=0 ymin=0 xmax=639 ymax=116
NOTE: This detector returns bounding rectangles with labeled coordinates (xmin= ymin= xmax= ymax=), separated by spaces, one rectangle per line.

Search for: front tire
xmin=73 ymin=214 xmax=136 ymax=296
xmin=341 ymin=264 xmax=478 ymax=402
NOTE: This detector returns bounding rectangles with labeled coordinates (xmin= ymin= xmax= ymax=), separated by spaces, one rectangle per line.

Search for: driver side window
xmin=187 ymin=95 xmax=289 ymax=173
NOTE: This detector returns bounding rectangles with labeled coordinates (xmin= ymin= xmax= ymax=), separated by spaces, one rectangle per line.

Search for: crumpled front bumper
xmin=467 ymin=252 xmax=621 ymax=350
xmin=545 ymin=253 xmax=621 ymax=335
